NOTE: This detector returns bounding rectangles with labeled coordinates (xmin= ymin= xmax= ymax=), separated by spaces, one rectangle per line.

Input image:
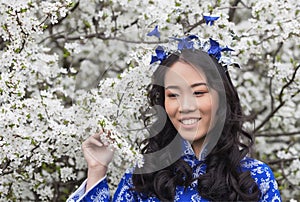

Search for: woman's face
xmin=164 ymin=61 xmax=219 ymax=153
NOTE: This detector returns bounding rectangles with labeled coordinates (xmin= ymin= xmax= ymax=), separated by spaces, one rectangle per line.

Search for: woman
xmin=68 ymin=48 xmax=281 ymax=201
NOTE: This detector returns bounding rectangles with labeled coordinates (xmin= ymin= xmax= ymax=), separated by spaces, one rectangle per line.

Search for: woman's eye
xmin=167 ymin=93 xmax=178 ymax=98
xmin=194 ymin=91 xmax=206 ymax=96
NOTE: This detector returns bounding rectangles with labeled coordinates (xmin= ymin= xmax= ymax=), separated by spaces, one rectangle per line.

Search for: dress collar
xmin=182 ymin=140 xmax=206 ymax=161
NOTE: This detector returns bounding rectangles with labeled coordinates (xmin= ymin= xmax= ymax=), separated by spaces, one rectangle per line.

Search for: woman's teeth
xmin=181 ymin=118 xmax=200 ymax=125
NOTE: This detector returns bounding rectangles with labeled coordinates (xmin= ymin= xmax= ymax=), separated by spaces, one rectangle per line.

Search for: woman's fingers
xmin=82 ymin=134 xmax=103 ymax=147
xmin=82 ymin=131 xmax=115 ymax=168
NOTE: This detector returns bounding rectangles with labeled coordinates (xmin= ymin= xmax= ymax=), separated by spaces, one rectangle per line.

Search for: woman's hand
xmin=82 ymin=131 xmax=115 ymax=191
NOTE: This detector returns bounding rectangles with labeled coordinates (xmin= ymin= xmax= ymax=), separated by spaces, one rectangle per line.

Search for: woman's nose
xmin=179 ymin=95 xmax=197 ymax=113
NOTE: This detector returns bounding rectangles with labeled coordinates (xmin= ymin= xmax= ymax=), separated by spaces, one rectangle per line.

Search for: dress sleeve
xmin=112 ymin=169 xmax=138 ymax=201
xmin=67 ymin=169 xmax=138 ymax=202
xmin=66 ymin=176 xmax=110 ymax=202
xmin=250 ymin=160 xmax=282 ymax=202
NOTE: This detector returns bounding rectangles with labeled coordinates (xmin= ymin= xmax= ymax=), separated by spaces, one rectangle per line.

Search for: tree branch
xmin=184 ymin=19 xmax=205 ymax=34
xmin=254 ymin=65 xmax=300 ymax=133
xmin=256 ymin=131 xmax=300 ymax=137
xmin=51 ymin=32 xmax=167 ymax=44
xmin=44 ymin=1 xmax=80 ymax=30
xmin=247 ymin=106 xmax=268 ymax=120
xmin=279 ymin=159 xmax=300 ymax=190
xmin=267 ymin=42 xmax=283 ymax=111
xmin=228 ymin=0 xmax=241 ymax=22
xmin=267 ymin=157 xmax=299 ymax=165
xmin=278 ymin=64 xmax=300 ymax=102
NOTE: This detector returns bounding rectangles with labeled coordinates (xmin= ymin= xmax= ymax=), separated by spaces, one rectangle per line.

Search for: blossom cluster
xmin=0 ymin=0 xmax=299 ymax=201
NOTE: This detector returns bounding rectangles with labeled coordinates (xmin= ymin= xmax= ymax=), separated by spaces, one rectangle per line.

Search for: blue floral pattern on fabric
xmin=67 ymin=143 xmax=282 ymax=202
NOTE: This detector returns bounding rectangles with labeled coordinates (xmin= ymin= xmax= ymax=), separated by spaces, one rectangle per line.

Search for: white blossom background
xmin=0 ymin=0 xmax=299 ymax=201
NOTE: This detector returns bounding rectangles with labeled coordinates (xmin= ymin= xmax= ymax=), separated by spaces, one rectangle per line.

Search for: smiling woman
xmin=164 ymin=61 xmax=219 ymax=158
xmin=68 ymin=49 xmax=281 ymax=201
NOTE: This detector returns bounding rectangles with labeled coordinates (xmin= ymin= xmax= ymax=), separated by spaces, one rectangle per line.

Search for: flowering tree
xmin=0 ymin=0 xmax=299 ymax=201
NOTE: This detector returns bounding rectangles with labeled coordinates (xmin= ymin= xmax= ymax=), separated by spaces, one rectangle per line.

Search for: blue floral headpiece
xmin=147 ymin=15 xmax=239 ymax=69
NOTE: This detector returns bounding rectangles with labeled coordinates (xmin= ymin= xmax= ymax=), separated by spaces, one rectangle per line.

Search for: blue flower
xmin=150 ymin=46 xmax=168 ymax=64
xmin=171 ymin=35 xmax=198 ymax=51
xmin=147 ymin=25 xmax=160 ymax=39
xmin=207 ymin=38 xmax=234 ymax=60
xmin=203 ymin=15 xmax=220 ymax=26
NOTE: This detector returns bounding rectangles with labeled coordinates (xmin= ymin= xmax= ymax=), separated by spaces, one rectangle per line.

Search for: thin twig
xmin=254 ymin=65 xmax=300 ymax=133
xmin=184 ymin=19 xmax=205 ymax=34
xmin=267 ymin=157 xmax=299 ymax=165
xmin=278 ymin=65 xmax=300 ymax=103
xmin=280 ymin=159 xmax=300 ymax=190
xmin=44 ymin=1 xmax=80 ymax=30
xmin=256 ymin=131 xmax=300 ymax=137
xmin=52 ymin=32 xmax=167 ymax=44
xmin=228 ymin=0 xmax=241 ymax=22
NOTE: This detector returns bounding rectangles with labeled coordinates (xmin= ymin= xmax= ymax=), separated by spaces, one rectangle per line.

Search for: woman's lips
xmin=179 ymin=118 xmax=201 ymax=129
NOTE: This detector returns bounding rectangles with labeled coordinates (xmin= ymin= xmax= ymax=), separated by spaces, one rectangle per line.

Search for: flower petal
xmin=147 ymin=25 xmax=160 ymax=38
xmin=221 ymin=46 xmax=234 ymax=52
xmin=187 ymin=35 xmax=198 ymax=40
xmin=150 ymin=56 xmax=159 ymax=64
xmin=150 ymin=46 xmax=167 ymax=64
xmin=208 ymin=38 xmax=221 ymax=54
xmin=203 ymin=15 xmax=220 ymax=26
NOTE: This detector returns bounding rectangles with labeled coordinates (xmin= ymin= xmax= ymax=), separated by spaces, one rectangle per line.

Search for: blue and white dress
xmin=68 ymin=143 xmax=281 ymax=202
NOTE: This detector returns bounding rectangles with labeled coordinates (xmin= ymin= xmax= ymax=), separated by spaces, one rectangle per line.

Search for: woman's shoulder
xmin=240 ymin=157 xmax=279 ymax=186
xmin=240 ymin=157 xmax=279 ymax=189
xmin=240 ymin=158 xmax=281 ymax=201
xmin=240 ymin=157 xmax=274 ymax=176
xmin=240 ymin=157 xmax=272 ymax=171
xmin=240 ymin=157 xmax=269 ymax=168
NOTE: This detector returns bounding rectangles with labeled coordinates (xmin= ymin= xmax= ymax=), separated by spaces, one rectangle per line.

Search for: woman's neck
xmin=191 ymin=137 xmax=205 ymax=159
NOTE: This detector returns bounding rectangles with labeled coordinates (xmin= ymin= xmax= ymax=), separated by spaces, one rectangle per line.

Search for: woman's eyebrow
xmin=165 ymin=82 xmax=207 ymax=90
xmin=165 ymin=85 xmax=180 ymax=90
xmin=191 ymin=82 xmax=207 ymax=88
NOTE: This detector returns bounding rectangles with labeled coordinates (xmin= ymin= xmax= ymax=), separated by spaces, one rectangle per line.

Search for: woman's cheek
xmin=165 ymin=99 xmax=177 ymax=117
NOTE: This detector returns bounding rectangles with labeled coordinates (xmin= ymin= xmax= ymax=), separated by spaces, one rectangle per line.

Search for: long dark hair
xmin=132 ymin=49 xmax=260 ymax=201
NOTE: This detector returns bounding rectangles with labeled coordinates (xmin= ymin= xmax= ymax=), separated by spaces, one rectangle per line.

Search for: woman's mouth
xmin=180 ymin=118 xmax=201 ymax=125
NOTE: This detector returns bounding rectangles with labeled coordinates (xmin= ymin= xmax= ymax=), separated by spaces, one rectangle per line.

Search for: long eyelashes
xmin=193 ymin=91 xmax=207 ymax=96
xmin=166 ymin=93 xmax=179 ymax=98
xmin=166 ymin=91 xmax=207 ymax=98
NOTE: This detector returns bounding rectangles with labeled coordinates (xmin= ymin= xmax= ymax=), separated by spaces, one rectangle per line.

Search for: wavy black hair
xmin=132 ymin=49 xmax=260 ymax=201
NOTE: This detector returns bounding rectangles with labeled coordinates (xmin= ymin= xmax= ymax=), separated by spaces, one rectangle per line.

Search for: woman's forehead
xmin=164 ymin=61 xmax=207 ymax=86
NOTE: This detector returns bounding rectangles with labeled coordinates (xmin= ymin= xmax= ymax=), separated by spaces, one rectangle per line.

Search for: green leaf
xmin=14 ymin=48 xmax=21 ymax=53
xmin=20 ymin=8 xmax=27 ymax=13
xmin=98 ymin=119 xmax=106 ymax=128
xmin=38 ymin=113 xmax=44 ymax=121
xmin=63 ymin=48 xmax=70 ymax=58
xmin=2 ymin=24 xmax=8 ymax=31
xmin=83 ymin=20 xmax=91 ymax=28
xmin=41 ymin=24 xmax=48 ymax=30
xmin=8 ymin=124 xmax=15 ymax=128
xmin=175 ymin=1 xmax=181 ymax=6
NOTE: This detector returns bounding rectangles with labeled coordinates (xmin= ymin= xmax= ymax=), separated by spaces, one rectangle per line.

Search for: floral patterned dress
xmin=68 ymin=143 xmax=281 ymax=202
